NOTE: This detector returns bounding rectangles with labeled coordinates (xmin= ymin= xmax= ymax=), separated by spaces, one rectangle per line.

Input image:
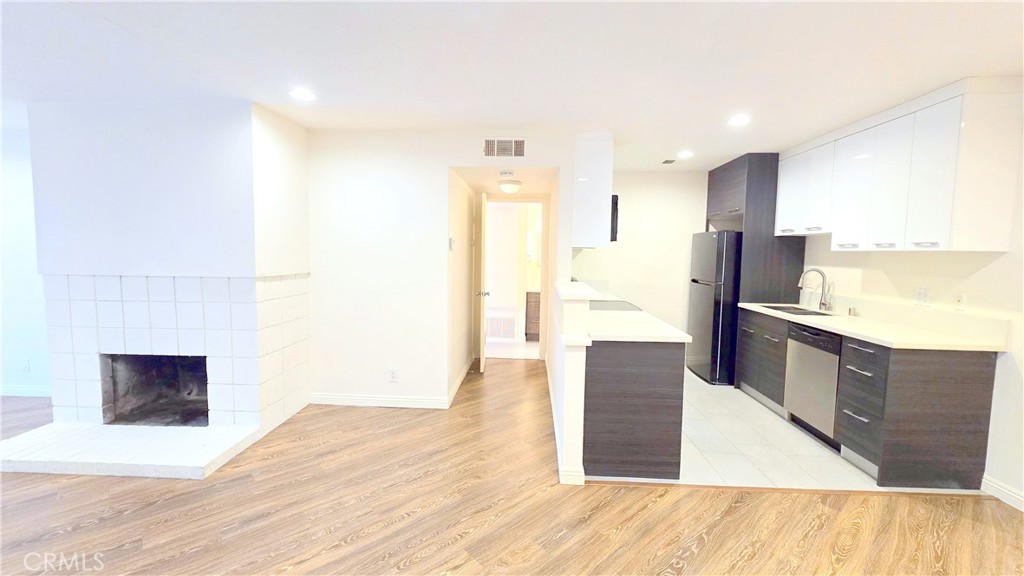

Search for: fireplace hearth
xmin=101 ymin=354 xmax=209 ymax=426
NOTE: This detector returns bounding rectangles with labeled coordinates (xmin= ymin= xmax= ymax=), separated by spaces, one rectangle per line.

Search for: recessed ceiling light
xmin=676 ymin=150 xmax=694 ymax=159
xmin=289 ymin=87 xmax=317 ymax=102
xmin=727 ymin=113 xmax=751 ymax=127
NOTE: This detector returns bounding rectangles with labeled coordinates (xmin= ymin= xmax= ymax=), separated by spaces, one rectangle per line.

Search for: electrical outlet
xmin=21 ymin=359 xmax=30 ymax=373
xmin=914 ymin=287 xmax=931 ymax=306
xmin=954 ymin=291 xmax=967 ymax=310
xmin=387 ymin=368 xmax=399 ymax=383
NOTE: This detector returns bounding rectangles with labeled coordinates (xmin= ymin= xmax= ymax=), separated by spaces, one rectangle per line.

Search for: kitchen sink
xmin=761 ymin=305 xmax=831 ymax=316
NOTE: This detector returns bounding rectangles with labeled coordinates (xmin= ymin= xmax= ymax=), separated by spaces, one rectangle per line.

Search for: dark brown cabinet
xmin=707 ymin=159 xmax=747 ymax=219
xmin=735 ymin=309 xmax=788 ymax=406
xmin=834 ymin=336 xmax=998 ymax=489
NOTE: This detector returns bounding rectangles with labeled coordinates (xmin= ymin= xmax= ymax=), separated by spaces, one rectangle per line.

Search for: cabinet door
xmin=758 ymin=329 xmax=787 ymax=406
xmin=775 ymin=154 xmax=804 ymax=235
xmin=735 ymin=323 xmax=759 ymax=389
xmin=707 ymin=158 xmax=747 ymax=219
xmin=831 ymin=128 xmax=875 ymax=250
xmin=801 ymin=142 xmax=835 ymax=234
xmin=905 ymin=97 xmax=961 ymax=251
xmin=867 ymin=115 xmax=915 ymax=250
xmin=572 ymin=133 xmax=614 ymax=248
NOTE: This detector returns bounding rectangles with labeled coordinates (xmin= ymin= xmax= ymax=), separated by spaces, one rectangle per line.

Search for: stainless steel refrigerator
xmin=686 ymin=230 xmax=742 ymax=385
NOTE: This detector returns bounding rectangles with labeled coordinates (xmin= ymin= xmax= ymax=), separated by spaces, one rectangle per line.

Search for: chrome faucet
xmin=798 ymin=268 xmax=831 ymax=311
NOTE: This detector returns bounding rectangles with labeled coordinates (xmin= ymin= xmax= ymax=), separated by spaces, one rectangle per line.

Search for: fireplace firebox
xmin=100 ymin=354 xmax=209 ymax=426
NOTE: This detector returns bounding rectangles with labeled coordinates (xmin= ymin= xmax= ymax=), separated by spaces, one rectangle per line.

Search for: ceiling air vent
xmin=483 ymin=139 xmax=526 ymax=157
xmin=662 ymin=159 xmax=677 ymax=164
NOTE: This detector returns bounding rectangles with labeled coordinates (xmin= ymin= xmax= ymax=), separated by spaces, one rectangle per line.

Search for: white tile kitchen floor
xmin=680 ymin=370 xmax=981 ymax=495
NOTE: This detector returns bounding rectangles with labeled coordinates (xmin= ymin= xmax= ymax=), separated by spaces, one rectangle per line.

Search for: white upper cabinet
xmin=776 ymin=141 xmax=834 ymax=236
xmin=572 ymin=131 xmax=614 ymax=249
xmin=904 ymin=97 xmax=961 ymax=251
xmin=830 ymin=128 xmax=876 ymax=250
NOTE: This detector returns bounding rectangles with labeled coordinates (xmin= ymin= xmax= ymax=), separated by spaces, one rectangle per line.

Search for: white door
xmin=867 ymin=114 xmax=915 ymax=249
xmin=775 ymin=154 xmax=803 ymax=235
xmin=477 ymin=192 xmax=489 ymax=372
xmin=802 ymin=141 xmax=836 ymax=234
xmin=905 ymin=97 xmax=962 ymax=250
xmin=831 ymin=127 xmax=875 ymax=250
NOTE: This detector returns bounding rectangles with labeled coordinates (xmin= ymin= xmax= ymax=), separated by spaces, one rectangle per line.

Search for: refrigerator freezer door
xmin=689 ymin=232 xmax=723 ymax=283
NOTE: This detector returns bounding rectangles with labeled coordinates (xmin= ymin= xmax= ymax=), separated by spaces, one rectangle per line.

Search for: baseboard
xmin=0 ymin=385 xmax=51 ymax=398
xmin=982 ymin=475 xmax=1024 ymax=510
xmin=447 ymin=357 xmax=474 ymax=407
xmin=559 ymin=467 xmax=586 ymax=485
xmin=310 ymin=392 xmax=449 ymax=410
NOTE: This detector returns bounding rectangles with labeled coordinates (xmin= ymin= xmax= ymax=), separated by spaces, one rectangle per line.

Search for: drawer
xmin=838 ymin=362 xmax=886 ymax=415
xmin=835 ymin=399 xmax=883 ymax=465
xmin=586 ymin=341 xmax=685 ymax=372
xmin=739 ymin=309 xmax=789 ymax=335
xmin=841 ymin=337 xmax=890 ymax=371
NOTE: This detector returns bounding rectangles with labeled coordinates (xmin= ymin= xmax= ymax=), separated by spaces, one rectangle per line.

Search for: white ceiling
xmin=3 ymin=2 xmax=1021 ymax=170
xmin=451 ymin=166 xmax=560 ymax=197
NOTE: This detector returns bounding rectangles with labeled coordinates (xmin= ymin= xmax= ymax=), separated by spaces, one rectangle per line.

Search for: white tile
xmin=50 ymin=380 xmax=78 ymax=406
xmin=151 ymin=329 xmax=178 ymax=355
xmin=231 ymin=303 xmax=258 ymax=330
xmin=174 ymin=277 xmax=203 ymax=302
xmin=205 ymin=330 xmax=232 ymax=356
xmin=70 ymin=301 xmax=97 ymax=327
xmin=259 ymin=325 xmax=282 ymax=356
xmin=123 ymin=301 xmax=150 ymax=328
xmin=204 ymin=302 xmax=232 ymax=330
xmin=72 ymin=327 xmax=99 ymax=353
xmin=99 ymin=328 xmax=126 ymax=354
xmin=259 ymin=351 xmax=283 ymax=382
xmin=46 ymin=301 xmax=72 ymax=327
xmin=94 ymin=276 xmax=122 ymax=301
xmin=208 ymin=384 xmax=234 ymax=411
xmin=679 ymin=441 xmax=725 ymax=485
xmin=178 ymin=330 xmax=205 ymax=355
xmin=74 ymin=354 xmax=101 ymax=380
xmin=68 ymin=275 xmax=96 ymax=300
xmin=232 ymin=330 xmax=259 ymax=358
xmin=52 ymin=406 xmax=79 ymax=422
xmin=233 ymin=385 xmax=260 ymax=412
xmin=789 ymin=454 xmax=878 ymax=491
xmin=735 ymin=444 xmax=823 ymax=489
xmin=47 ymin=326 xmax=74 ymax=354
xmin=97 ymin=301 xmax=124 ymax=328
xmin=233 ymin=357 xmax=259 ymax=385
xmin=76 ymin=380 xmax=102 ymax=407
xmin=705 ymin=414 xmax=772 ymax=446
xmin=283 ymin=343 xmax=303 ymax=371
xmin=124 ymin=329 xmax=152 ymax=354
xmin=148 ymin=277 xmax=175 ymax=302
xmin=230 ymin=278 xmax=257 ymax=303
xmin=258 ymin=300 xmax=283 ymax=328
xmin=208 ymin=410 xmax=235 ymax=426
xmin=176 ymin=302 xmax=204 ymax=329
xmin=149 ymin=302 xmax=177 ymax=329
xmin=703 ymin=452 xmax=775 ymax=488
xmin=50 ymin=353 xmax=76 ymax=380
xmin=77 ymin=407 xmax=104 ymax=424
xmin=202 ymin=278 xmax=231 ymax=303
xmin=43 ymin=275 xmax=69 ymax=300
xmin=121 ymin=276 xmax=149 ymax=301
xmin=207 ymin=357 xmax=233 ymax=384
xmin=683 ymin=419 xmax=740 ymax=454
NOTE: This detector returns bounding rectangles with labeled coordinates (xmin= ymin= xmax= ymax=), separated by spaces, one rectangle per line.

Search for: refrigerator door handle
xmin=690 ymin=279 xmax=717 ymax=286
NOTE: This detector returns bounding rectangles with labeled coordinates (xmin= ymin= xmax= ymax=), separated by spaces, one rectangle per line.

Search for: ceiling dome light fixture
xmin=727 ymin=113 xmax=751 ymax=127
xmin=289 ymin=87 xmax=317 ymax=102
xmin=676 ymin=150 xmax=695 ymax=159
xmin=498 ymin=179 xmax=522 ymax=194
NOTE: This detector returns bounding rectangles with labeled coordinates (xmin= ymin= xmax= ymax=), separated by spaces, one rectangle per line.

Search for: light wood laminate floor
xmin=2 ymin=359 xmax=1021 ymax=575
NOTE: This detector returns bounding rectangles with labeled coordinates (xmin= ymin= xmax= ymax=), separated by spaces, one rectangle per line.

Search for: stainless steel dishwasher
xmin=783 ymin=323 xmax=841 ymax=438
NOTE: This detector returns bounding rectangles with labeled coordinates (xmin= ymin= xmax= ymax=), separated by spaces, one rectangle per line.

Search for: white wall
xmin=1 ymin=102 xmax=50 ymax=396
xmin=28 ymin=100 xmax=256 ymax=277
xmin=307 ymin=129 xmax=574 ymax=408
xmin=571 ymin=171 xmax=708 ymax=329
xmin=252 ymin=105 xmax=310 ymax=277
xmin=803 ymin=181 xmax=1024 ymax=506
xmin=447 ymin=171 xmax=476 ymax=401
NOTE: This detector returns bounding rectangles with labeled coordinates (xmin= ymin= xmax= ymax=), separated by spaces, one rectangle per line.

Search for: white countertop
xmin=555 ymin=282 xmax=692 ymax=344
xmin=739 ymin=303 xmax=1005 ymax=352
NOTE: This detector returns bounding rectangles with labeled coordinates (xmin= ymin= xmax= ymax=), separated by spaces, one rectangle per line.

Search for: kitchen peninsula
xmin=551 ymin=282 xmax=691 ymax=482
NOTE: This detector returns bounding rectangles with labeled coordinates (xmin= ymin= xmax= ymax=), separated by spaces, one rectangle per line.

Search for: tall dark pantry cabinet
xmin=686 ymin=153 xmax=806 ymax=385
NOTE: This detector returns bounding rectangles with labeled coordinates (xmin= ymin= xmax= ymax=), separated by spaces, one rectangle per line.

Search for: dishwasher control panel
xmin=788 ymin=323 xmax=841 ymax=354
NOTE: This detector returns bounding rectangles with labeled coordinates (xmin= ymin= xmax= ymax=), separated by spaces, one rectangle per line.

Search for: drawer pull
xmin=845 ymin=365 xmax=874 ymax=378
xmin=779 ymin=228 xmax=795 ymax=233
xmin=842 ymin=409 xmax=871 ymax=423
xmin=741 ymin=327 xmax=755 ymax=334
xmin=836 ymin=243 xmax=859 ymax=249
xmin=873 ymin=242 xmax=896 ymax=248
xmin=847 ymin=343 xmax=875 ymax=354
xmin=727 ymin=207 xmax=742 ymax=213
xmin=805 ymin=226 xmax=823 ymax=232
xmin=912 ymin=241 xmax=939 ymax=247
xmin=709 ymin=211 xmax=722 ymax=217
xmin=763 ymin=335 xmax=780 ymax=343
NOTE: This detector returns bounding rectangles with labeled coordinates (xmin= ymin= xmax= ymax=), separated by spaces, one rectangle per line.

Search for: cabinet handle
xmin=805 ymin=226 xmax=822 ymax=231
xmin=741 ymin=327 xmax=755 ymax=334
xmin=842 ymin=409 xmax=871 ymax=424
xmin=873 ymin=242 xmax=896 ymax=248
xmin=837 ymin=243 xmax=859 ymax=248
xmin=727 ymin=207 xmax=741 ymax=214
xmin=847 ymin=343 xmax=875 ymax=354
xmin=845 ymin=365 xmax=875 ymax=378
xmin=709 ymin=211 xmax=722 ymax=217
xmin=779 ymin=228 xmax=795 ymax=233
xmin=912 ymin=241 xmax=940 ymax=247
xmin=763 ymin=335 xmax=780 ymax=343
